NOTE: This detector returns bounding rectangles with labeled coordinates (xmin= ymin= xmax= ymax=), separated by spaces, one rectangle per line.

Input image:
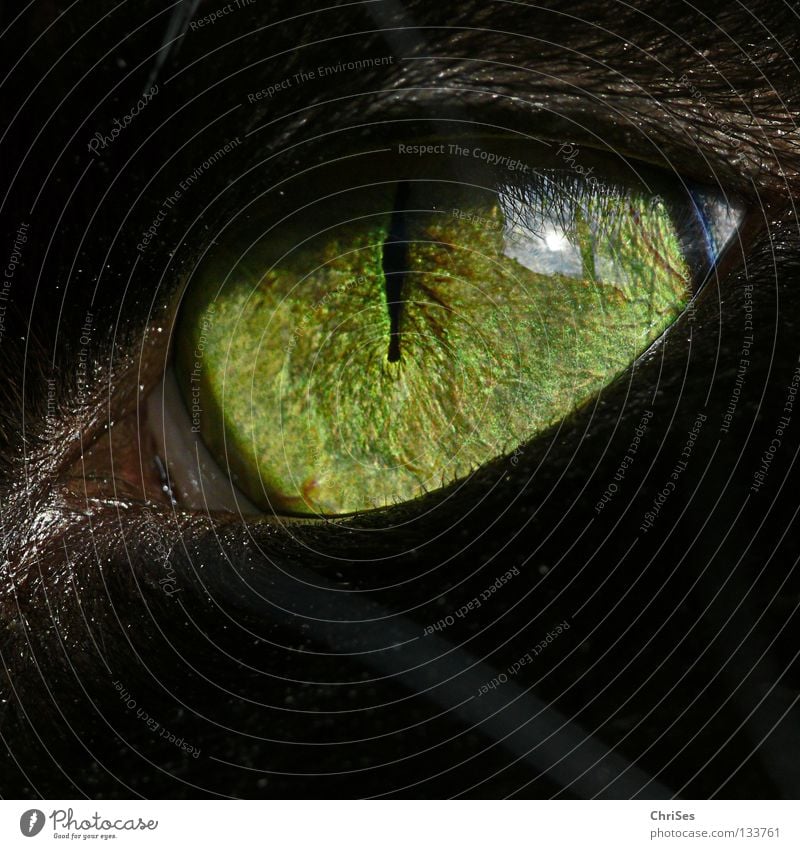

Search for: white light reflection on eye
xmin=502 ymin=215 xmax=584 ymax=278
xmin=544 ymin=227 xmax=568 ymax=251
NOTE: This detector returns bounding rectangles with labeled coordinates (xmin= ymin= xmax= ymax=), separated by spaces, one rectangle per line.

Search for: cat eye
xmin=161 ymin=137 xmax=744 ymax=517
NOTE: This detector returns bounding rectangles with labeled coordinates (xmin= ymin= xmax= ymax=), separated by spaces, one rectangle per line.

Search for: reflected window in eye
xmin=159 ymin=137 xmax=744 ymax=518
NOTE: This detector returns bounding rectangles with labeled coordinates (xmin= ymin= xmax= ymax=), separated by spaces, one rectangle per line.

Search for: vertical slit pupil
xmin=382 ymin=181 xmax=410 ymax=363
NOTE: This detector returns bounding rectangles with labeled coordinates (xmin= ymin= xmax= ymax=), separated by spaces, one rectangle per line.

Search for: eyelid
xmin=145 ymin=367 xmax=262 ymax=518
xmin=144 ymin=365 xmax=337 ymax=524
xmin=288 ymin=82 xmax=778 ymax=196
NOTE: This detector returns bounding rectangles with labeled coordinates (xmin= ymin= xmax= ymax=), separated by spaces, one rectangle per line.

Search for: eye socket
xmin=166 ymin=137 xmax=743 ymax=518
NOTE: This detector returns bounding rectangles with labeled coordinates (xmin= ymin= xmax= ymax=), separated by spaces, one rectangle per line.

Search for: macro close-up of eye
xmin=2 ymin=0 xmax=800 ymax=826
xmin=162 ymin=138 xmax=744 ymax=517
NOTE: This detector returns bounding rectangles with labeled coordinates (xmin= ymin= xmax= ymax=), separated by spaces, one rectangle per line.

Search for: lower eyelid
xmin=146 ymin=367 xmax=262 ymax=518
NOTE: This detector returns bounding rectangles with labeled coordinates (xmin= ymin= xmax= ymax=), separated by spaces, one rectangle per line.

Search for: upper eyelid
xmin=253 ymin=69 xmax=791 ymax=199
xmin=158 ymin=3 xmax=793 ymax=191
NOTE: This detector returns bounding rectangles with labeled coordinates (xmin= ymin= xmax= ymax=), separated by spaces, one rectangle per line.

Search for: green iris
xmin=176 ymin=156 xmax=691 ymax=516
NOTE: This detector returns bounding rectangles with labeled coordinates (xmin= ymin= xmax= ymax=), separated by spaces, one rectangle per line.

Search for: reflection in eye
xmin=173 ymin=144 xmax=741 ymax=517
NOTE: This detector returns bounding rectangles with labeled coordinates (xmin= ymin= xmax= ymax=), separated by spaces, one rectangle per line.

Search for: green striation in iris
xmin=177 ymin=176 xmax=690 ymax=515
